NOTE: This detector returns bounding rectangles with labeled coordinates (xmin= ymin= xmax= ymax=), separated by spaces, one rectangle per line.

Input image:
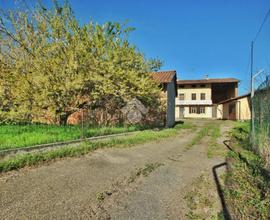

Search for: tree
xmin=0 ymin=0 xmax=163 ymax=125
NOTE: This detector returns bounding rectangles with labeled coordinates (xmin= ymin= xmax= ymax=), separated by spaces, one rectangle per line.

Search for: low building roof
xmin=151 ymin=70 xmax=177 ymax=84
xmin=219 ymin=93 xmax=251 ymax=104
xmin=177 ymin=78 xmax=239 ymax=85
xmin=150 ymin=70 xmax=177 ymax=96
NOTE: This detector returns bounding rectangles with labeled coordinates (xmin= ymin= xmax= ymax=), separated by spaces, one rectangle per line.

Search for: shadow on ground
xmin=212 ymin=162 xmax=231 ymax=220
xmin=211 ymin=140 xmax=234 ymax=220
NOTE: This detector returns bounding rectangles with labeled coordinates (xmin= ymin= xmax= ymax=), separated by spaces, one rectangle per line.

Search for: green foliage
xmin=0 ymin=0 xmax=163 ymax=125
xmin=0 ymin=124 xmax=144 ymax=150
xmin=0 ymin=121 xmax=193 ymax=173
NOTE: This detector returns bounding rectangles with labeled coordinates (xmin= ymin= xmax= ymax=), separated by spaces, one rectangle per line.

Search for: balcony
xmin=175 ymin=99 xmax=212 ymax=105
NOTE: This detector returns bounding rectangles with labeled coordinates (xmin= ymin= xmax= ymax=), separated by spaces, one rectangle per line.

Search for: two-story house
xmin=175 ymin=78 xmax=239 ymax=119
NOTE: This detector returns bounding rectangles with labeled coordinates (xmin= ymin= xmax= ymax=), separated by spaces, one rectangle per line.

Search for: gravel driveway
xmin=0 ymin=119 xmax=234 ymax=220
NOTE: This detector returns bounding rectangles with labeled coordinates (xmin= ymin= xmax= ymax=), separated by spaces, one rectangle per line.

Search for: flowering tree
xmin=0 ymin=1 xmax=163 ymax=125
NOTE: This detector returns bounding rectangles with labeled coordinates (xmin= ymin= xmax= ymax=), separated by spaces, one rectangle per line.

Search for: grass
xmin=96 ymin=192 xmax=106 ymax=202
xmin=184 ymin=173 xmax=221 ymax=220
xmin=184 ymin=121 xmax=225 ymax=158
xmin=224 ymin=121 xmax=270 ymax=220
xmin=135 ymin=162 xmax=164 ymax=177
xmin=96 ymin=162 xmax=164 ymax=203
xmin=127 ymin=162 xmax=164 ymax=183
xmin=185 ymin=122 xmax=221 ymax=150
xmin=0 ymin=122 xmax=194 ymax=173
xmin=228 ymin=120 xmax=251 ymax=150
xmin=185 ymin=127 xmax=208 ymax=150
xmin=207 ymin=123 xmax=224 ymax=158
xmin=0 ymin=124 xmax=146 ymax=151
xmin=225 ymin=151 xmax=270 ymax=220
xmin=255 ymin=124 xmax=270 ymax=169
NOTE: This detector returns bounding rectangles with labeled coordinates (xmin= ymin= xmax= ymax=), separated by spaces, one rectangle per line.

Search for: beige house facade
xmin=218 ymin=94 xmax=251 ymax=120
xmin=175 ymin=78 xmax=239 ymax=119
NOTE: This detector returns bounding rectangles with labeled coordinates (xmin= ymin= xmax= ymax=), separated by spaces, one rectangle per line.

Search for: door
xmin=179 ymin=106 xmax=185 ymax=118
xmin=229 ymin=103 xmax=236 ymax=120
xmin=212 ymin=105 xmax=217 ymax=118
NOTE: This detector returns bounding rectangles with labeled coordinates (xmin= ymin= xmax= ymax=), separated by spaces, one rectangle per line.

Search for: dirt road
xmin=0 ymin=119 xmax=234 ymax=220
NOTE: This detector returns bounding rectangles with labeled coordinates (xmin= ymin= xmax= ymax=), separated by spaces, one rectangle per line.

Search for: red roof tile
xmin=150 ymin=70 xmax=176 ymax=83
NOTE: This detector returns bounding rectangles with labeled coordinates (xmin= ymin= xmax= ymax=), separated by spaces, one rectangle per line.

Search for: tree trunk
xmin=59 ymin=113 xmax=69 ymax=126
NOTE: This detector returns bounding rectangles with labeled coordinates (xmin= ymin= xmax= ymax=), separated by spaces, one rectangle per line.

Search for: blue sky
xmin=1 ymin=0 xmax=270 ymax=95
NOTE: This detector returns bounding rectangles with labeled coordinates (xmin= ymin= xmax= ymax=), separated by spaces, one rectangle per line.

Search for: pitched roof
xmin=219 ymin=93 xmax=251 ymax=104
xmin=151 ymin=70 xmax=176 ymax=84
xmin=177 ymin=78 xmax=239 ymax=85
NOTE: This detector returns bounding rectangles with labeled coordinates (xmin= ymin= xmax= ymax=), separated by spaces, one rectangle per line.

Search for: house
xmin=217 ymin=93 xmax=251 ymax=120
xmin=175 ymin=78 xmax=239 ymax=119
xmin=151 ymin=70 xmax=177 ymax=127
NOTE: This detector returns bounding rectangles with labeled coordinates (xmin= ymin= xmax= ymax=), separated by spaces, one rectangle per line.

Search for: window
xmin=179 ymin=93 xmax=185 ymax=100
xmin=191 ymin=84 xmax=196 ymax=88
xmin=189 ymin=106 xmax=206 ymax=114
xmin=199 ymin=106 xmax=205 ymax=114
xmin=189 ymin=106 xmax=197 ymax=114
xmin=179 ymin=85 xmax=185 ymax=88
xmin=200 ymin=84 xmax=206 ymax=88
xmin=192 ymin=93 xmax=196 ymax=100
xmin=200 ymin=93 xmax=206 ymax=100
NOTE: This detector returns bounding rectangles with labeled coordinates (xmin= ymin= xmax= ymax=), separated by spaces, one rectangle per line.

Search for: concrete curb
xmin=0 ymin=131 xmax=140 ymax=157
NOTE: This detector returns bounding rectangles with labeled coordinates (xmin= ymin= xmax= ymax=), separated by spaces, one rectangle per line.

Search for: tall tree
xmin=0 ymin=0 xmax=163 ymax=125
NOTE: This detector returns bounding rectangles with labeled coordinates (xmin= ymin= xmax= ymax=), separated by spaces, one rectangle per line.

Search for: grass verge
xmin=0 ymin=124 xmax=147 ymax=151
xmin=0 ymin=122 xmax=193 ymax=173
xmin=224 ymin=121 xmax=270 ymax=220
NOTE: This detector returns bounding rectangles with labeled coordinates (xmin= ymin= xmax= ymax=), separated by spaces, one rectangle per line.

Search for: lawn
xmin=0 ymin=122 xmax=194 ymax=173
xmin=0 ymin=124 xmax=144 ymax=151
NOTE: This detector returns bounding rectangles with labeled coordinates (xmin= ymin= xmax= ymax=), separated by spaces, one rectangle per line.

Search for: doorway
xmin=229 ymin=103 xmax=236 ymax=120
xmin=212 ymin=105 xmax=217 ymax=118
xmin=179 ymin=106 xmax=185 ymax=118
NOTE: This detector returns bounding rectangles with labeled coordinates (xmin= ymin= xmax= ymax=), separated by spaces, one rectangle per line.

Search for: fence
xmin=0 ymin=98 xmax=162 ymax=153
xmin=250 ymin=9 xmax=270 ymax=168
xmin=251 ymin=69 xmax=270 ymax=167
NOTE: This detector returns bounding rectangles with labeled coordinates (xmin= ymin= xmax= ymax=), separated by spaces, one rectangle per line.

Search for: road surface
xmin=0 ymin=119 xmax=234 ymax=219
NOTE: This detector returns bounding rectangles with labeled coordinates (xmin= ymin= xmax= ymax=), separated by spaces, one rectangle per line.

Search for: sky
xmin=1 ymin=0 xmax=270 ymax=95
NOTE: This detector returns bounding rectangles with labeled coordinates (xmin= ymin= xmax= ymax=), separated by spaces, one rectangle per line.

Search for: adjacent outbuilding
xmin=217 ymin=93 xmax=251 ymax=120
xmin=151 ymin=70 xmax=177 ymax=127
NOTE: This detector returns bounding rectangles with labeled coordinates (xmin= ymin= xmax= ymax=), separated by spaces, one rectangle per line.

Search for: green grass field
xmin=0 ymin=124 xmax=143 ymax=150
xmin=0 ymin=122 xmax=194 ymax=173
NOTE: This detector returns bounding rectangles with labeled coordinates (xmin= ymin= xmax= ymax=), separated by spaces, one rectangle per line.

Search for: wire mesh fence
xmin=251 ymin=69 xmax=270 ymax=167
xmin=0 ymin=111 xmax=144 ymax=152
xmin=250 ymin=11 xmax=270 ymax=168
xmin=0 ymin=98 xmax=162 ymax=152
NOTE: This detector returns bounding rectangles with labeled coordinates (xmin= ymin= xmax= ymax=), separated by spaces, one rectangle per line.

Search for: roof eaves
xmin=219 ymin=93 xmax=251 ymax=104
